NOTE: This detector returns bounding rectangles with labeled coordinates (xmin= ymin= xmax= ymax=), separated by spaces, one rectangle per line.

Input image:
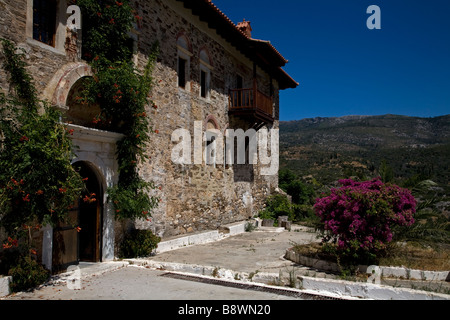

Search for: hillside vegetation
xmin=278 ymin=114 xmax=450 ymax=246
xmin=280 ymin=114 xmax=450 ymax=191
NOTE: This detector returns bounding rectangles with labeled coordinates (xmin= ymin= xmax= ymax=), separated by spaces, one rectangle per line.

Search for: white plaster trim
xmin=68 ymin=124 xmax=124 ymax=145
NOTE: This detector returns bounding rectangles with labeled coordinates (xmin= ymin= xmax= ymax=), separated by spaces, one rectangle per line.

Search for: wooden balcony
xmin=229 ymin=88 xmax=274 ymax=124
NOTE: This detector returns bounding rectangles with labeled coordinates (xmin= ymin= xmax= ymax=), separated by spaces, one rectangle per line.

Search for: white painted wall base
xmin=300 ymin=276 xmax=450 ymax=300
xmin=0 ymin=276 xmax=12 ymax=297
xmin=155 ymin=230 xmax=223 ymax=254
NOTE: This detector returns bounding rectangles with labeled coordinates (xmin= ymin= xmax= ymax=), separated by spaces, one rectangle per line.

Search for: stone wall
xmin=0 ymin=0 xmax=281 ymax=241
xmin=133 ymin=0 xmax=280 ymax=238
xmin=0 ymin=0 xmax=77 ymax=97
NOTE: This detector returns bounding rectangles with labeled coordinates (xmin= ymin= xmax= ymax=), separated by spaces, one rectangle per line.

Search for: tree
xmin=279 ymin=168 xmax=314 ymax=205
xmin=379 ymin=159 xmax=394 ymax=183
xmin=314 ymin=178 xmax=416 ymax=264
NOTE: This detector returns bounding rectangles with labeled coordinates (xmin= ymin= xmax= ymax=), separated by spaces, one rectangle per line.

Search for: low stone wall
xmin=155 ymin=221 xmax=249 ymax=254
xmin=380 ymin=266 xmax=450 ymax=282
xmin=127 ymin=259 xmax=450 ymax=300
xmin=285 ymin=248 xmax=450 ymax=281
xmin=155 ymin=230 xmax=222 ymax=254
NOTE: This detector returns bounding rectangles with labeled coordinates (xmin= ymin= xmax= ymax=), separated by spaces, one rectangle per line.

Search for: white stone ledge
xmin=300 ymin=276 xmax=450 ymax=300
xmin=0 ymin=276 xmax=12 ymax=297
xmin=222 ymin=221 xmax=247 ymax=235
xmin=127 ymin=260 xmax=450 ymax=300
xmin=155 ymin=230 xmax=222 ymax=254
xmin=285 ymin=248 xmax=450 ymax=281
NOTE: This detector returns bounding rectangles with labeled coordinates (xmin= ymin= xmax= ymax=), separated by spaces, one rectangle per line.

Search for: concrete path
xmin=144 ymin=226 xmax=320 ymax=275
xmin=5 ymin=266 xmax=302 ymax=300
xmin=2 ymin=224 xmax=450 ymax=300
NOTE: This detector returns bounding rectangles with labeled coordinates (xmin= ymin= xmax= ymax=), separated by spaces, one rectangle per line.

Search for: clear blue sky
xmin=212 ymin=0 xmax=450 ymax=121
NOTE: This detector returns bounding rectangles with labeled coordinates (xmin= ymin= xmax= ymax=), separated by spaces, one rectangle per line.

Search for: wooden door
xmin=77 ymin=163 xmax=102 ymax=263
xmin=52 ymin=201 xmax=79 ymax=272
xmin=52 ymin=162 xmax=102 ymax=272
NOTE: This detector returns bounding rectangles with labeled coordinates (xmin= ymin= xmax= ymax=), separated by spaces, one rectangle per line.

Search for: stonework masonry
xmin=0 ymin=0 xmax=297 ymax=265
xmin=134 ymin=0 xmax=282 ymax=238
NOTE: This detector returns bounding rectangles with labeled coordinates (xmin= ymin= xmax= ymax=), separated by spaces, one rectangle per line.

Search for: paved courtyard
xmin=3 ymin=226 xmax=450 ymax=301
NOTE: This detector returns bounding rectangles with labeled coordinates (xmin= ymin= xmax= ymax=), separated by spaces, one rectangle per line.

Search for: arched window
xmin=199 ymin=48 xmax=213 ymax=99
xmin=204 ymin=116 xmax=222 ymax=166
xmin=177 ymin=34 xmax=192 ymax=90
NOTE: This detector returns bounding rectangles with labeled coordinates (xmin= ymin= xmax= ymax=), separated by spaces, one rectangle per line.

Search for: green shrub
xmin=0 ymin=39 xmax=84 ymax=235
xmin=279 ymin=168 xmax=315 ymax=205
xmin=245 ymin=222 xmax=256 ymax=232
xmin=8 ymin=256 xmax=50 ymax=292
xmin=259 ymin=194 xmax=294 ymax=224
xmin=119 ymin=229 xmax=161 ymax=258
xmin=0 ymin=249 xmax=21 ymax=276
xmin=292 ymin=204 xmax=314 ymax=221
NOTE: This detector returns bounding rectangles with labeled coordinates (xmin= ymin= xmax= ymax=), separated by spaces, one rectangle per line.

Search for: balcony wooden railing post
xmin=253 ymin=78 xmax=257 ymax=111
xmin=229 ymin=87 xmax=273 ymax=122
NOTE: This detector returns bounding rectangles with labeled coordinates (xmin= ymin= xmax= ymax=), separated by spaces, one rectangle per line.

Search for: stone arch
xmin=203 ymin=114 xmax=220 ymax=131
xmin=199 ymin=46 xmax=213 ymax=68
xmin=65 ymin=77 xmax=102 ymax=128
xmin=176 ymin=31 xmax=192 ymax=53
xmin=72 ymin=152 xmax=110 ymax=192
xmin=45 ymin=62 xmax=103 ymax=128
xmin=47 ymin=62 xmax=93 ymax=108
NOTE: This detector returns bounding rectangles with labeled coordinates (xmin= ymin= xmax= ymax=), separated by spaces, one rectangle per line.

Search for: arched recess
xmin=199 ymin=47 xmax=213 ymax=68
xmin=203 ymin=114 xmax=220 ymax=131
xmin=64 ymin=77 xmax=102 ymax=128
xmin=48 ymin=62 xmax=93 ymax=109
xmin=176 ymin=31 xmax=192 ymax=53
xmin=204 ymin=115 xmax=221 ymax=166
xmin=46 ymin=62 xmax=104 ymax=129
xmin=71 ymin=152 xmax=108 ymax=193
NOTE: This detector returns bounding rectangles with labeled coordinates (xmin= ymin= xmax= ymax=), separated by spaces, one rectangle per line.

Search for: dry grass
xmin=380 ymin=242 xmax=450 ymax=271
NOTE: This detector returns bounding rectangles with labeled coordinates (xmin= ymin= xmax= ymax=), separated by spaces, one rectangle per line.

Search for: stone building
xmin=0 ymin=0 xmax=297 ymax=271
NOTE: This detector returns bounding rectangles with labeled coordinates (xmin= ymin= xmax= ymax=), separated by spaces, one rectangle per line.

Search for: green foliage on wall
xmin=77 ymin=0 xmax=160 ymax=221
xmin=0 ymin=39 xmax=84 ymax=236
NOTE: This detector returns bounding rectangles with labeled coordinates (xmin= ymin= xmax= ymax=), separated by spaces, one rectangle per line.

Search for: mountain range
xmin=279 ymin=114 xmax=450 ymax=189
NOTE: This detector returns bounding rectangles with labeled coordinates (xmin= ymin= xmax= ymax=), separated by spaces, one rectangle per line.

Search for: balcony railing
xmin=229 ymin=88 xmax=274 ymax=123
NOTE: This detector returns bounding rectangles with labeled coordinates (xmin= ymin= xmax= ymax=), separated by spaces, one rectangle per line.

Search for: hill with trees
xmin=280 ymin=114 xmax=450 ymax=190
xmin=276 ymin=114 xmax=450 ymax=271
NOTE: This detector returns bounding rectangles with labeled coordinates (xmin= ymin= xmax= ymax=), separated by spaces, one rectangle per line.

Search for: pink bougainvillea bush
xmin=314 ymin=178 xmax=416 ymax=263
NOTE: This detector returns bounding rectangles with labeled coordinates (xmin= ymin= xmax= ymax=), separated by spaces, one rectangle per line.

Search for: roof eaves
xmin=177 ymin=0 xmax=298 ymax=90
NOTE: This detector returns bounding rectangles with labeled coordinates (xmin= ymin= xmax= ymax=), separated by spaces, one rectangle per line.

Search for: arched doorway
xmin=75 ymin=161 xmax=103 ymax=262
xmin=52 ymin=161 xmax=103 ymax=271
xmin=45 ymin=62 xmax=121 ymax=272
